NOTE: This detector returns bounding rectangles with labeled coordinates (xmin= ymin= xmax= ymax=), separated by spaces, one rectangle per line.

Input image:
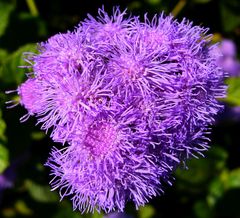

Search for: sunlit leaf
xmin=0 ymin=49 xmax=8 ymax=65
xmin=0 ymin=143 xmax=9 ymax=173
xmin=91 ymin=212 xmax=103 ymax=218
xmin=0 ymin=109 xmax=7 ymax=142
xmin=138 ymin=205 xmax=155 ymax=218
xmin=223 ymin=77 xmax=240 ymax=106
xmin=0 ymin=109 xmax=8 ymax=173
xmin=25 ymin=180 xmax=58 ymax=203
xmin=145 ymin=0 xmax=161 ymax=5
xmin=15 ymin=200 xmax=33 ymax=216
xmin=31 ymin=131 xmax=46 ymax=141
xmin=207 ymin=168 xmax=240 ymax=208
xmin=0 ymin=2 xmax=15 ymax=38
xmin=207 ymin=177 xmax=225 ymax=207
xmin=226 ymin=168 xmax=240 ymax=189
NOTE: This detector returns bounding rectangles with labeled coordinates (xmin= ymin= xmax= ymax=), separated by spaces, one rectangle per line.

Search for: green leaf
xmin=207 ymin=146 xmax=228 ymax=171
xmin=138 ymin=205 xmax=155 ymax=218
xmin=0 ymin=49 xmax=8 ymax=65
xmin=15 ymin=200 xmax=33 ymax=216
xmin=0 ymin=2 xmax=15 ymax=38
xmin=175 ymin=146 xmax=228 ymax=194
xmin=226 ymin=168 xmax=240 ymax=189
xmin=224 ymin=77 xmax=240 ymax=106
xmin=0 ymin=109 xmax=8 ymax=173
xmin=145 ymin=0 xmax=161 ymax=5
xmin=91 ymin=212 xmax=103 ymax=218
xmin=194 ymin=201 xmax=212 ymax=218
xmin=220 ymin=0 xmax=240 ymax=32
xmin=0 ymin=109 xmax=7 ymax=142
xmin=31 ymin=131 xmax=46 ymax=141
xmin=0 ymin=143 xmax=9 ymax=173
xmin=175 ymin=157 xmax=212 ymax=186
xmin=207 ymin=168 xmax=240 ymax=207
xmin=207 ymin=177 xmax=225 ymax=207
xmin=128 ymin=1 xmax=142 ymax=10
xmin=18 ymin=12 xmax=47 ymax=37
xmin=0 ymin=43 xmax=37 ymax=85
xmin=25 ymin=180 xmax=58 ymax=203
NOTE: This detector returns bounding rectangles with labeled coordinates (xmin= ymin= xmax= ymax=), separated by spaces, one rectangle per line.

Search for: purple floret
xmin=46 ymin=116 xmax=164 ymax=213
xmin=217 ymin=39 xmax=240 ymax=77
xmin=16 ymin=7 xmax=227 ymax=213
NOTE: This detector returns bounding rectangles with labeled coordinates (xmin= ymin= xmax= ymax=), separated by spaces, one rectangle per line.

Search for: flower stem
xmin=26 ymin=0 xmax=39 ymax=17
xmin=171 ymin=0 xmax=186 ymax=17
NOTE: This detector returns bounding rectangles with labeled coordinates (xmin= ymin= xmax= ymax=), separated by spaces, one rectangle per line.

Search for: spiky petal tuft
xmin=16 ymin=7 xmax=227 ymax=213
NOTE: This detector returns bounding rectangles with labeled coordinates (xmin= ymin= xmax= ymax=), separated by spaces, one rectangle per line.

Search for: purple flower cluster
xmin=217 ymin=39 xmax=240 ymax=77
xmin=16 ymin=8 xmax=226 ymax=213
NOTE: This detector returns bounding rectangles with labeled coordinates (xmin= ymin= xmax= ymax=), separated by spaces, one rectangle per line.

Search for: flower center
xmin=110 ymin=55 xmax=145 ymax=83
xmin=83 ymin=122 xmax=118 ymax=158
xmin=96 ymin=23 xmax=122 ymax=41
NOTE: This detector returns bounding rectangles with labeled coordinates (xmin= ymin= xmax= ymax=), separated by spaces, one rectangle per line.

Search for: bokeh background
xmin=0 ymin=0 xmax=240 ymax=217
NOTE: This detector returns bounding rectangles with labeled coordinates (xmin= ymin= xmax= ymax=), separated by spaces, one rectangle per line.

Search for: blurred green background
xmin=0 ymin=0 xmax=240 ymax=217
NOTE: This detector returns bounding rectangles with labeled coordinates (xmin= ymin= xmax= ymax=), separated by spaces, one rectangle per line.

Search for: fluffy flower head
xmin=15 ymin=7 xmax=227 ymax=213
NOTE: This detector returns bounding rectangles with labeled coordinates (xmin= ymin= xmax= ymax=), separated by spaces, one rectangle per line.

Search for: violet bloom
xmin=103 ymin=212 xmax=133 ymax=218
xmin=0 ymin=152 xmax=29 ymax=203
xmin=14 ymin=7 xmax=226 ymax=213
xmin=217 ymin=39 xmax=240 ymax=77
xmin=46 ymin=114 xmax=164 ymax=212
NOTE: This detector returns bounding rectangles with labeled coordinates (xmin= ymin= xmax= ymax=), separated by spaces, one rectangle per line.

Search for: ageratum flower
xmin=217 ymin=39 xmax=240 ymax=77
xmin=14 ymin=7 xmax=226 ymax=213
xmin=46 ymin=115 xmax=165 ymax=212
